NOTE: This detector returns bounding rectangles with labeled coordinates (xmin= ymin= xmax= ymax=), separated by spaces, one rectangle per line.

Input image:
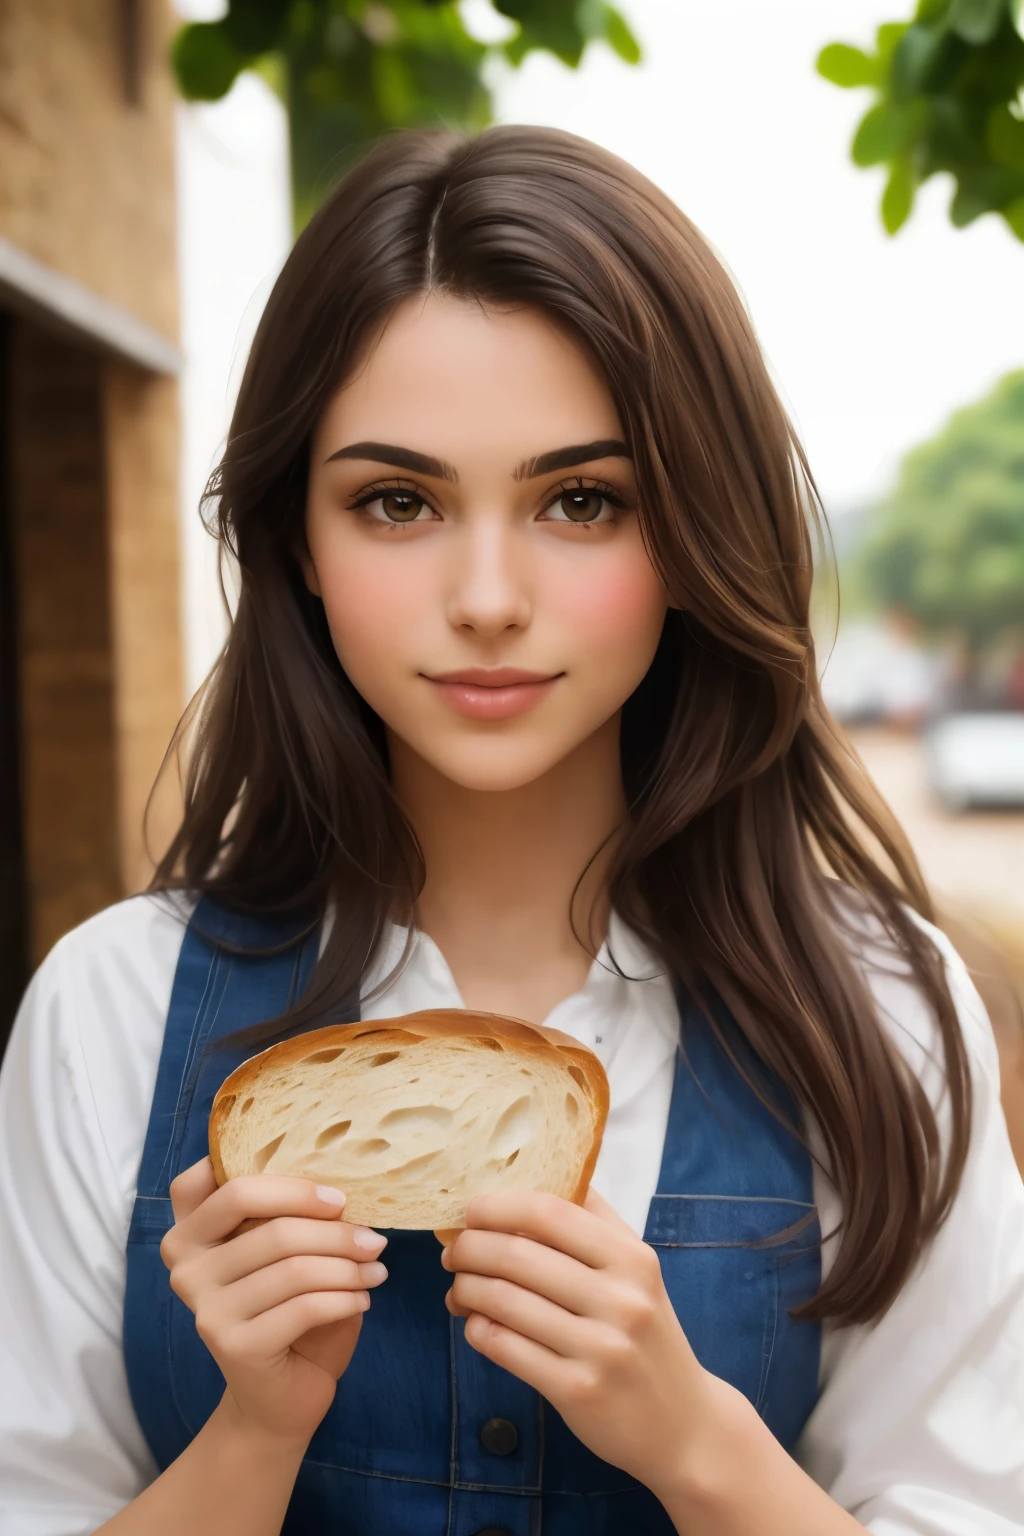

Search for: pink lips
xmin=425 ymin=667 xmax=562 ymax=721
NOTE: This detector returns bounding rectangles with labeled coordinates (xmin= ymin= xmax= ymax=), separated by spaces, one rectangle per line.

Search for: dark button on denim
xmin=479 ymin=1416 xmax=519 ymax=1456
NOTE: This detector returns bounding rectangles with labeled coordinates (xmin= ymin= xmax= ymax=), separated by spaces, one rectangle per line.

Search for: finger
xmin=169 ymin=1158 xmax=219 ymax=1224
xmin=448 ymin=1272 xmax=593 ymax=1358
xmin=464 ymin=1189 xmax=618 ymax=1269
xmin=226 ymin=1254 xmax=387 ymax=1322
xmin=462 ymin=1311 xmax=584 ymax=1405
xmin=234 ymin=1289 xmax=371 ymax=1360
xmin=446 ymin=1290 xmax=472 ymax=1320
xmin=205 ymin=1216 xmax=388 ymax=1289
xmin=179 ymin=1175 xmax=352 ymax=1249
xmin=443 ymin=1229 xmax=599 ymax=1318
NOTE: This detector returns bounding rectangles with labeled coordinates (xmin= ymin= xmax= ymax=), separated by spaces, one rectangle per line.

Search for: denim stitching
xmin=446 ymin=1309 xmax=458 ymax=1534
xmin=648 ymin=1194 xmax=814 ymax=1206
xmin=161 ymin=951 xmax=235 ymax=1432
xmin=755 ymin=1254 xmax=780 ymax=1413
xmin=298 ymin=1458 xmax=638 ymax=1496
xmin=646 ymin=1193 xmax=816 ymax=1248
xmin=648 ymin=1240 xmax=792 ymax=1250
xmin=534 ymin=1390 xmax=546 ymax=1532
xmin=165 ymin=1274 xmax=200 ymax=1440
xmin=125 ymin=1196 xmax=173 ymax=1243
xmin=169 ymin=956 xmax=231 ymax=1177
xmin=153 ymin=948 xmax=224 ymax=1193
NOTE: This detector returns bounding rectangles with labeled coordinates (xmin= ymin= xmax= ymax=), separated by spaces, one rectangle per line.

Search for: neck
xmin=387 ymin=716 xmax=628 ymax=1019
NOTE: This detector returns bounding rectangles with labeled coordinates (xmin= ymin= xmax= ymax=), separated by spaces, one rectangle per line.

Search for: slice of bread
xmin=208 ymin=1010 xmax=609 ymax=1233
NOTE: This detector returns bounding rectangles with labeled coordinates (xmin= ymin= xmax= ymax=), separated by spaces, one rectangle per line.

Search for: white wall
xmin=174 ymin=67 xmax=292 ymax=697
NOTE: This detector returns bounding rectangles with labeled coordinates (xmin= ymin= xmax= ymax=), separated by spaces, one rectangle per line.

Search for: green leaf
xmin=890 ymin=22 xmax=964 ymax=98
xmin=1003 ymin=194 xmax=1024 ymax=237
xmin=251 ymin=51 xmax=287 ymax=100
xmin=816 ymin=41 xmax=881 ymax=88
xmin=576 ymin=0 xmax=606 ymax=40
xmin=602 ymin=5 xmax=642 ymax=65
xmin=372 ymin=48 xmax=418 ymax=124
xmin=951 ymin=156 xmax=1024 ymax=223
xmin=948 ymin=0 xmax=1006 ymax=44
xmin=495 ymin=0 xmax=586 ymax=65
xmin=852 ymin=100 xmax=927 ymax=165
xmin=876 ymin=22 xmax=910 ymax=60
xmin=222 ymin=0 xmax=291 ymax=56
xmin=882 ymin=157 xmax=917 ymax=231
xmin=987 ymin=105 xmax=1024 ymax=172
xmin=171 ymin=21 xmax=245 ymax=101
xmin=502 ymin=31 xmax=531 ymax=66
xmin=574 ymin=1 xmax=641 ymax=62
xmin=950 ymin=178 xmax=996 ymax=224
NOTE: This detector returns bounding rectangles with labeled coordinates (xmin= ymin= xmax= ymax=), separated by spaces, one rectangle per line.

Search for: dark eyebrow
xmin=324 ymin=436 xmax=632 ymax=484
xmin=324 ymin=442 xmax=459 ymax=482
xmin=512 ymin=440 xmax=631 ymax=481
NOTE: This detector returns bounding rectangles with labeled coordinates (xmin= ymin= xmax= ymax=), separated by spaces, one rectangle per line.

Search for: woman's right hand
xmin=160 ymin=1157 xmax=388 ymax=1448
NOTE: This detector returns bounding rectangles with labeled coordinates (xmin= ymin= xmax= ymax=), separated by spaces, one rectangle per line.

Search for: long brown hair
xmin=154 ymin=125 xmax=970 ymax=1326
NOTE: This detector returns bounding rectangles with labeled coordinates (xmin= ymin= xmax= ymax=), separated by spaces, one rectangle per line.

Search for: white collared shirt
xmin=0 ymin=893 xmax=1022 ymax=1533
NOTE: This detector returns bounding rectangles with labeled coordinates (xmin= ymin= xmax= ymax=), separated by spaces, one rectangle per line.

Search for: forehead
xmin=316 ymin=293 xmax=623 ymax=458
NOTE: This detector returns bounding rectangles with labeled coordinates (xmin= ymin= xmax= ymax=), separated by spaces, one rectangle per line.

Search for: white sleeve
xmin=0 ymin=900 xmax=184 ymax=1535
xmin=799 ymin=918 xmax=1024 ymax=1533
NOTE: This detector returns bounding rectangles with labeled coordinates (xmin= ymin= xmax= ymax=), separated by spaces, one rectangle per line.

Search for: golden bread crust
xmin=208 ymin=1009 xmax=610 ymax=1212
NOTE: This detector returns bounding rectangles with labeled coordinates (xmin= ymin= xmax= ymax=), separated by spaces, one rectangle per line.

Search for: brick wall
xmin=0 ymin=0 xmax=179 ymax=341
xmin=8 ymin=320 xmax=122 ymax=962
xmin=0 ymin=0 xmax=183 ymax=992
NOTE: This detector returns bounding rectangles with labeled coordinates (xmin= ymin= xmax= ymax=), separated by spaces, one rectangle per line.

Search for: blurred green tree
xmin=172 ymin=0 xmax=640 ymax=228
xmin=856 ymin=371 xmax=1024 ymax=655
xmin=817 ymin=0 xmax=1024 ymax=240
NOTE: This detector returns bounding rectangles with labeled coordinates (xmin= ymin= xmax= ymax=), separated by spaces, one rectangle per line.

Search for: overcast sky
xmin=483 ymin=0 xmax=1024 ymax=516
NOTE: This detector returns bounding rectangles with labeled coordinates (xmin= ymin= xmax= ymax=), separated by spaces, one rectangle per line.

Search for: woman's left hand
xmin=442 ymin=1185 xmax=734 ymax=1497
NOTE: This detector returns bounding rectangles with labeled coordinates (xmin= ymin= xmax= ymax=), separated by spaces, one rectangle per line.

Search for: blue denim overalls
xmin=124 ymin=900 xmax=822 ymax=1534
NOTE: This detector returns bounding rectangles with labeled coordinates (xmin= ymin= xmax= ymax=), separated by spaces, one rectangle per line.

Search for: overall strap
xmin=656 ymin=987 xmax=815 ymax=1203
xmin=131 ymin=897 xmax=330 ymax=1222
xmin=124 ymin=897 xmax=345 ymax=1469
xmin=639 ymin=988 xmax=822 ymax=1453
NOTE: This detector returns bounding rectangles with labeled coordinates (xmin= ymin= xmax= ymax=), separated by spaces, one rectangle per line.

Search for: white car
xmin=926 ymin=712 xmax=1024 ymax=811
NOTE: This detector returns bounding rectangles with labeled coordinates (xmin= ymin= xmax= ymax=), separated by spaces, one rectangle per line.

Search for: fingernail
xmin=315 ymin=1184 xmax=346 ymax=1207
xmin=362 ymin=1261 xmax=388 ymax=1284
xmin=353 ymin=1226 xmax=386 ymax=1250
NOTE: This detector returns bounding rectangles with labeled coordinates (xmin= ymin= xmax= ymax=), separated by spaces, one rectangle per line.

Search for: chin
xmin=424 ymin=743 xmax=569 ymax=794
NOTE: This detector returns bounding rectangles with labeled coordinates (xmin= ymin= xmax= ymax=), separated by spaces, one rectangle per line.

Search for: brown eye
xmin=380 ymin=493 xmax=424 ymax=523
xmin=359 ymin=490 xmax=431 ymax=525
xmin=549 ymin=490 xmax=613 ymax=524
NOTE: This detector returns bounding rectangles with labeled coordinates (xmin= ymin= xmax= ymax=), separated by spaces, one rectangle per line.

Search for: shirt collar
xmin=360 ymin=910 xmax=676 ymax=1045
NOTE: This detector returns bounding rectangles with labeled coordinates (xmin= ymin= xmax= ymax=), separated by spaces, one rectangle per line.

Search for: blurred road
xmin=849 ymin=727 xmax=1024 ymax=934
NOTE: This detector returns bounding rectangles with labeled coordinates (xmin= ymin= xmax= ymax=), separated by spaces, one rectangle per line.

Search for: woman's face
xmin=304 ymin=293 xmax=668 ymax=793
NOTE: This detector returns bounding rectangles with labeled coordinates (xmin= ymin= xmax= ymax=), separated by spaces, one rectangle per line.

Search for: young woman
xmin=0 ymin=126 xmax=1021 ymax=1536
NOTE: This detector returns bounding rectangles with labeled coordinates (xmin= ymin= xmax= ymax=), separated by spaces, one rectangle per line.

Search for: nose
xmin=444 ymin=517 xmax=532 ymax=637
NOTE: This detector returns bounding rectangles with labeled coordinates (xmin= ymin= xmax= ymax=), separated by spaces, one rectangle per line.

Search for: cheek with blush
xmin=554 ymin=555 xmax=667 ymax=678
xmin=316 ymin=558 xmax=426 ymax=688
